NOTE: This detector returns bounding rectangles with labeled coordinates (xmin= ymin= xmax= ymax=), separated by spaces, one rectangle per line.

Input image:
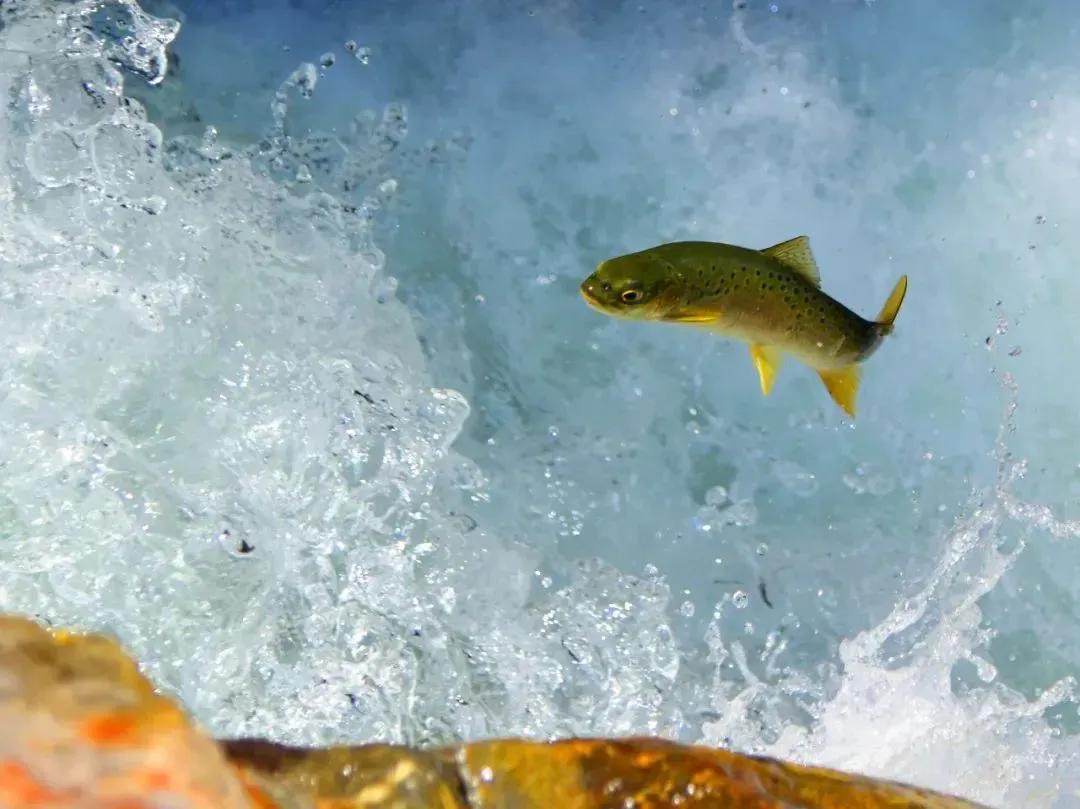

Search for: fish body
xmin=579 ymin=236 xmax=907 ymax=417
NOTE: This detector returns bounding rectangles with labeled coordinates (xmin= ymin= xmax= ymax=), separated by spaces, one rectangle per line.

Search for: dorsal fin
xmin=761 ymin=236 xmax=820 ymax=286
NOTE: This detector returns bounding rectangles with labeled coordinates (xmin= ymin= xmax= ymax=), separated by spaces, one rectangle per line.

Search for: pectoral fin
xmin=672 ymin=312 xmax=720 ymax=324
xmin=817 ymin=365 xmax=861 ymax=417
xmin=749 ymin=344 xmax=783 ymax=396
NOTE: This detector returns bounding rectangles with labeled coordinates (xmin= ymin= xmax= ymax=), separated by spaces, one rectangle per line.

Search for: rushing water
xmin=3 ymin=1 xmax=1080 ymax=805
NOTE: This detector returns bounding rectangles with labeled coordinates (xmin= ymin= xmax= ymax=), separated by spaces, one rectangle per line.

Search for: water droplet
xmin=732 ymin=590 xmax=749 ymax=608
xmin=704 ymin=485 xmax=728 ymax=506
xmin=295 ymin=63 xmax=317 ymax=98
xmin=345 ymin=39 xmax=357 ymax=53
xmin=680 ymin=600 xmax=695 ymax=618
xmin=355 ymin=46 xmax=372 ymax=65
xmin=480 ymin=766 xmax=494 ymax=784
xmin=319 ymin=52 xmax=335 ymax=68
xmin=604 ymin=778 xmax=624 ymax=795
xmin=755 ymin=542 xmax=769 ymax=556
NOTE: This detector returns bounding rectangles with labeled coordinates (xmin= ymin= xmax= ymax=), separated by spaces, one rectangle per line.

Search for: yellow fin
xmin=749 ymin=344 xmax=783 ymax=396
xmin=672 ymin=312 xmax=720 ymax=324
xmin=875 ymin=274 xmax=908 ymax=334
xmin=817 ymin=365 xmax=861 ymax=418
xmin=761 ymin=236 xmax=821 ymax=286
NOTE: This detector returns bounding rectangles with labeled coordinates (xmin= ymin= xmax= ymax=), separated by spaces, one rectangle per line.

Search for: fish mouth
xmin=579 ymin=281 xmax=603 ymax=308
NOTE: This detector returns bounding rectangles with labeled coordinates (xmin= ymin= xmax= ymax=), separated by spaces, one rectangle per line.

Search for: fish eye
xmin=621 ymin=289 xmax=643 ymax=304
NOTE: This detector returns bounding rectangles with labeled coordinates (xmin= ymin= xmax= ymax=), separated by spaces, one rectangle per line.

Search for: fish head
xmin=580 ymin=250 xmax=684 ymax=321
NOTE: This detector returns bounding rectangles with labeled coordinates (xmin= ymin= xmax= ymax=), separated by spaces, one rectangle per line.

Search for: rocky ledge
xmin=0 ymin=614 xmax=987 ymax=808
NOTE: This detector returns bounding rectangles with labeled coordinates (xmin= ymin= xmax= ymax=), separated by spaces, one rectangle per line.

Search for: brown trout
xmin=579 ymin=236 xmax=908 ymax=417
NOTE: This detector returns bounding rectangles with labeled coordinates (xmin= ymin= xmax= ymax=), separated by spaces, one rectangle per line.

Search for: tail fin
xmin=875 ymin=275 xmax=908 ymax=335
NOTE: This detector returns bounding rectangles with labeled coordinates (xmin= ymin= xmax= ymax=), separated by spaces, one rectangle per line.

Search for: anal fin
xmin=817 ymin=365 xmax=861 ymax=418
xmin=750 ymin=344 xmax=783 ymax=396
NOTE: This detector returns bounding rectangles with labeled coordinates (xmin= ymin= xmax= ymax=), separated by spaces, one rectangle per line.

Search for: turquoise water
xmin=2 ymin=1 xmax=1080 ymax=805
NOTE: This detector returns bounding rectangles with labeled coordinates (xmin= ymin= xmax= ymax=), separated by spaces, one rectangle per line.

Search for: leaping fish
xmin=579 ymin=236 xmax=907 ymax=418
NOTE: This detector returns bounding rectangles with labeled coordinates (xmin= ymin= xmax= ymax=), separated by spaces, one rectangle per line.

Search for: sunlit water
xmin=2 ymin=0 xmax=1080 ymax=806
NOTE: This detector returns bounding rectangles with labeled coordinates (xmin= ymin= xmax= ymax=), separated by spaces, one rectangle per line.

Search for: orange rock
xmin=222 ymin=740 xmax=467 ymax=809
xmin=455 ymin=737 xmax=988 ymax=808
xmin=0 ymin=615 xmax=250 ymax=809
xmin=0 ymin=613 xmax=991 ymax=809
xmin=222 ymin=737 xmax=989 ymax=809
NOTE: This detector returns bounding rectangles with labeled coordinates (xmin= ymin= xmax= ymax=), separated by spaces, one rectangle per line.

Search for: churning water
xmin=3 ymin=1 xmax=1080 ymax=805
